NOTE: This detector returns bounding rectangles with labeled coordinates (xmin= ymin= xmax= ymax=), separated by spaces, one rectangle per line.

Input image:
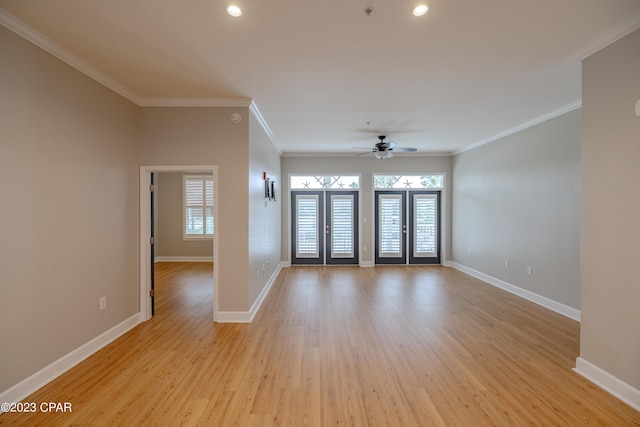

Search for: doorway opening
xmin=374 ymin=190 xmax=441 ymax=265
xmin=140 ymin=165 xmax=218 ymax=322
xmin=291 ymin=190 xmax=360 ymax=265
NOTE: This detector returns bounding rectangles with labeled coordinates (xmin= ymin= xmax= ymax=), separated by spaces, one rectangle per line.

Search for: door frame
xmin=374 ymin=189 xmax=442 ymax=265
xmin=283 ymin=187 xmax=360 ymax=267
xmin=326 ymin=190 xmax=359 ymax=265
xmin=139 ymin=165 xmax=218 ymax=322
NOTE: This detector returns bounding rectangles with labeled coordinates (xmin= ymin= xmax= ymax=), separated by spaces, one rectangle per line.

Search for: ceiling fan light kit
xmin=355 ymin=135 xmax=418 ymax=160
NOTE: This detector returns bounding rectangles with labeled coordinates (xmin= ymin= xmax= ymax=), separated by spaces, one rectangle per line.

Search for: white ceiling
xmin=1 ymin=0 xmax=640 ymax=155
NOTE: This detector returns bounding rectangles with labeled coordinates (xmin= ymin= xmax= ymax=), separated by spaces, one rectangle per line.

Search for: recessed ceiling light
xmin=413 ymin=4 xmax=428 ymax=16
xmin=226 ymin=4 xmax=242 ymax=17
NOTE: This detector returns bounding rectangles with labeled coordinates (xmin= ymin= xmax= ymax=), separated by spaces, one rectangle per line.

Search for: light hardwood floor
xmin=1 ymin=263 xmax=639 ymax=426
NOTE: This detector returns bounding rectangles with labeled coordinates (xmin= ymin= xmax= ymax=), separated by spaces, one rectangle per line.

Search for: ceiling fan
xmin=356 ymin=135 xmax=418 ymax=159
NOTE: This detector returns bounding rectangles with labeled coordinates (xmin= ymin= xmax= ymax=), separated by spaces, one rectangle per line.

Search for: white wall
xmin=248 ymin=111 xmax=282 ymax=307
xmin=155 ymin=172 xmax=213 ymax=259
xmin=0 ymin=26 xmax=140 ymax=392
xmin=451 ymin=109 xmax=581 ymax=310
xmin=281 ymin=156 xmax=452 ymax=264
xmin=580 ymin=28 xmax=640 ymax=392
xmin=140 ymin=107 xmax=250 ymax=312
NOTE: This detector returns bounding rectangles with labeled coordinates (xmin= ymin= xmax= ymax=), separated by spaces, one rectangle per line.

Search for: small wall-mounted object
xmin=230 ymin=112 xmax=242 ymax=124
xmin=635 ymin=100 xmax=640 ymax=118
xmin=264 ymin=173 xmax=276 ymax=201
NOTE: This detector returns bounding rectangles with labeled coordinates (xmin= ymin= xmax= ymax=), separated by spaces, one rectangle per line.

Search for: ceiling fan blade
xmin=390 ymin=147 xmax=418 ymax=152
xmin=385 ymin=141 xmax=397 ymax=148
xmin=357 ymin=151 xmax=373 ymax=157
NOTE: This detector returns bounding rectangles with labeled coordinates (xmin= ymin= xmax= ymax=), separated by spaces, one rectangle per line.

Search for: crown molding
xmin=453 ymin=100 xmax=582 ymax=155
xmin=0 ymin=8 xmax=142 ymax=104
xmin=249 ymin=101 xmax=281 ymax=154
xmin=572 ymin=10 xmax=640 ymax=60
xmin=138 ymin=98 xmax=252 ymax=107
xmin=1 ymin=9 xmax=252 ymax=109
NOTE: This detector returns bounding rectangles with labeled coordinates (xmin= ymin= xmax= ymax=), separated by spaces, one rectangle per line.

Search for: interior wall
xmin=280 ymin=156 xmax=453 ymax=264
xmin=140 ymin=107 xmax=250 ymax=312
xmin=0 ymin=26 xmax=140 ymax=392
xmin=248 ymin=112 xmax=282 ymax=307
xmin=451 ymin=109 xmax=581 ymax=309
xmin=581 ymin=28 xmax=640 ymax=390
xmin=155 ymin=172 xmax=214 ymax=259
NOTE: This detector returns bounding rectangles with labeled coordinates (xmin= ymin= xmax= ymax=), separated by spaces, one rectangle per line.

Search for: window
xmin=183 ymin=175 xmax=213 ymax=238
xmin=290 ymin=175 xmax=360 ymax=190
xmin=374 ymin=174 xmax=444 ymax=189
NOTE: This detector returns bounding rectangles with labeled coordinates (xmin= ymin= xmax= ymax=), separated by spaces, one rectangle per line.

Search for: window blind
xmin=184 ymin=175 xmax=214 ymax=238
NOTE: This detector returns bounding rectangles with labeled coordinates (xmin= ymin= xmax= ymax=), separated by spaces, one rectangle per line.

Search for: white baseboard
xmin=248 ymin=261 xmax=283 ymax=321
xmin=215 ymin=311 xmax=251 ymax=323
xmin=574 ymin=357 xmax=640 ymax=411
xmin=155 ymin=256 xmax=214 ymax=263
xmin=216 ymin=262 xmax=284 ymax=323
xmin=445 ymin=261 xmax=581 ymax=321
xmin=359 ymin=261 xmax=375 ymax=267
xmin=0 ymin=313 xmax=142 ymax=410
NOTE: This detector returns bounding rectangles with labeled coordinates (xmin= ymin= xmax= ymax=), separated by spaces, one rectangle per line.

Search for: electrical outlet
xmin=527 ymin=266 xmax=532 ymax=275
xmin=467 ymin=250 xmax=472 ymax=257
xmin=505 ymin=260 xmax=509 ymax=269
xmin=99 ymin=297 xmax=107 ymax=310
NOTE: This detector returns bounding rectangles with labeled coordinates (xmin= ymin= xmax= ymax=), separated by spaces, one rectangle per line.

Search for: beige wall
xmin=581 ymin=28 xmax=640 ymax=389
xmin=281 ymin=156 xmax=453 ymax=264
xmin=248 ymin=113 xmax=282 ymax=306
xmin=155 ymin=172 xmax=213 ymax=258
xmin=451 ymin=109 xmax=582 ymax=309
xmin=140 ymin=107 xmax=250 ymax=312
xmin=0 ymin=26 xmax=140 ymax=391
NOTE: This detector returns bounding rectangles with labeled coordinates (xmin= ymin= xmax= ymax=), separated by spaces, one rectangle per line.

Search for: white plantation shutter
xmin=296 ymin=196 xmax=319 ymax=257
xmin=378 ymin=194 xmax=403 ymax=257
xmin=331 ymin=196 xmax=354 ymax=257
xmin=184 ymin=175 xmax=214 ymax=238
xmin=413 ymin=194 xmax=437 ymax=257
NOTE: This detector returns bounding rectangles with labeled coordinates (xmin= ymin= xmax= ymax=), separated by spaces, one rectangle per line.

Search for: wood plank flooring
xmin=1 ymin=263 xmax=639 ymax=426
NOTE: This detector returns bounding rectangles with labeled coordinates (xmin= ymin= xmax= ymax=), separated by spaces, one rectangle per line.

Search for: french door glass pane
xmin=379 ymin=196 xmax=402 ymax=256
xmin=414 ymin=195 xmax=437 ymax=256
xmin=296 ymin=196 xmax=319 ymax=257
xmin=331 ymin=196 xmax=354 ymax=257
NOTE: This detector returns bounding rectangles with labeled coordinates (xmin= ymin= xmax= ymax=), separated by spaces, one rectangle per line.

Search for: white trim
xmin=0 ymin=10 xmax=253 ymax=109
xmin=444 ymin=261 xmax=581 ymax=321
xmin=249 ymin=101 xmax=280 ymax=154
xmin=216 ymin=261 xmax=283 ymax=323
xmin=249 ymin=262 xmax=283 ymax=321
xmin=0 ymin=9 xmax=141 ymax=105
xmin=0 ymin=313 xmax=141 ymax=410
xmin=140 ymin=166 xmax=219 ymax=322
xmin=574 ymin=357 xmax=640 ymax=411
xmin=572 ymin=11 xmax=640 ymax=60
xmin=155 ymin=256 xmax=214 ymax=263
xmin=216 ymin=311 xmax=252 ymax=323
xmin=359 ymin=261 xmax=375 ymax=267
xmin=138 ymin=98 xmax=252 ymax=107
xmin=453 ymin=101 xmax=582 ymax=155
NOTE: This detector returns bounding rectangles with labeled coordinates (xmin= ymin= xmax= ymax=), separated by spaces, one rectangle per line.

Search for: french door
xmin=375 ymin=190 xmax=440 ymax=264
xmin=291 ymin=191 xmax=359 ymax=265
